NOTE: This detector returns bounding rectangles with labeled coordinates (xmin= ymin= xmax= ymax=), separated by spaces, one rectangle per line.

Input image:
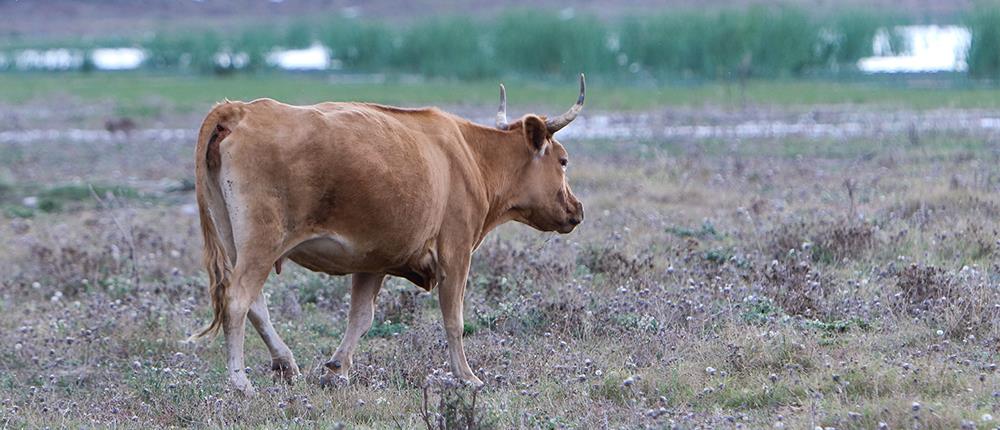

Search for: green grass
xmin=967 ymin=3 xmax=1000 ymax=79
xmin=5 ymin=73 xmax=1000 ymax=113
xmin=0 ymin=182 xmax=142 ymax=217
xmin=2 ymin=73 xmax=655 ymax=112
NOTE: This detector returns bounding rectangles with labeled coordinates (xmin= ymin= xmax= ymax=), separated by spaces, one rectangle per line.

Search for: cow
xmin=191 ymin=75 xmax=586 ymax=394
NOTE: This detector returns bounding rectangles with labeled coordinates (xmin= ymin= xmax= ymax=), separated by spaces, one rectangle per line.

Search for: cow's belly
xmin=285 ymin=234 xmax=365 ymax=275
xmin=284 ymin=233 xmax=411 ymax=274
xmin=285 ymin=233 xmax=438 ymax=289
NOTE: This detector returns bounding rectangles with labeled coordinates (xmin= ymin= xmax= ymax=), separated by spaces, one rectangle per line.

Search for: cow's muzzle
xmin=559 ymin=201 xmax=584 ymax=233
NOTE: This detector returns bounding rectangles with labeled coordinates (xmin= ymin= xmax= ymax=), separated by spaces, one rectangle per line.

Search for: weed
xmin=968 ymin=3 xmax=1000 ymax=79
xmin=366 ymin=320 xmax=407 ymax=339
xmin=420 ymin=371 xmax=495 ymax=430
xmin=577 ymin=245 xmax=654 ymax=279
xmin=666 ymin=220 xmax=720 ymax=239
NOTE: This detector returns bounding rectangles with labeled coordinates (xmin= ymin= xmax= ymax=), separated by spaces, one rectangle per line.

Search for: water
xmin=4 ymin=109 xmax=1000 ymax=145
xmin=5 ymin=43 xmax=334 ymax=71
xmin=14 ymin=48 xmax=83 ymax=71
xmin=92 ymin=48 xmax=146 ymax=70
xmin=858 ymin=26 xmax=970 ymax=73
xmin=547 ymin=110 xmax=1000 ymax=141
xmin=265 ymin=43 xmax=333 ymax=70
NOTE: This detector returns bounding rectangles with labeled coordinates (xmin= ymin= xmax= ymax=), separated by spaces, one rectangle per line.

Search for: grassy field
xmin=1 ymin=77 xmax=1000 ymax=428
xmin=6 ymin=73 xmax=1000 ymax=115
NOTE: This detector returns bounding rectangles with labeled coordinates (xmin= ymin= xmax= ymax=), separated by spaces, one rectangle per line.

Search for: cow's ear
xmin=522 ymin=115 xmax=549 ymax=155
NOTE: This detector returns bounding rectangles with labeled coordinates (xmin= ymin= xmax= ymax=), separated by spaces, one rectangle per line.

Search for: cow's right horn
xmin=496 ymin=83 xmax=509 ymax=130
xmin=497 ymin=84 xmax=510 ymax=130
xmin=544 ymin=73 xmax=586 ymax=133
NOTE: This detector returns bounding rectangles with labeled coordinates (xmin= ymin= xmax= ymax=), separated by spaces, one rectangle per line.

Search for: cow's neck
xmin=460 ymin=122 xmax=525 ymax=241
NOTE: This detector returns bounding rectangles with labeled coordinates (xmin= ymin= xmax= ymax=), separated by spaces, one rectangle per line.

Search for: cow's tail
xmin=189 ymin=101 xmax=244 ymax=340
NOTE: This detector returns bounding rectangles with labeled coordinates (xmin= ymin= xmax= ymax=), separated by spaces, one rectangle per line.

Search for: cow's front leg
xmin=320 ymin=273 xmax=385 ymax=386
xmin=247 ymin=291 xmax=299 ymax=383
xmin=438 ymin=260 xmax=483 ymax=386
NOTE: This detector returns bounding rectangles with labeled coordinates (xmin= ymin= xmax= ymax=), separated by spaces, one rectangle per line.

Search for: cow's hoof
xmin=318 ymin=358 xmax=350 ymax=388
xmin=231 ymin=378 xmax=256 ymax=396
xmin=324 ymin=359 xmax=345 ymax=371
xmin=271 ymin=357 xmax=300 ymax=384
xmin=318 ymin=373 xmax=349 ymax=388
xmin=461 ymin=375 xmax=485 ymax=388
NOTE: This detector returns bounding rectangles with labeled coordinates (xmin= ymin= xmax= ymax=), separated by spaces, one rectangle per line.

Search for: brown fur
xmin=192 ymin=96 xmax=584 ymax=389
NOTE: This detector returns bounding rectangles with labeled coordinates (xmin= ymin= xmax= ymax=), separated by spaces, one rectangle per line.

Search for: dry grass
xmin=1 ymin=103 xmax=1000 ymax=429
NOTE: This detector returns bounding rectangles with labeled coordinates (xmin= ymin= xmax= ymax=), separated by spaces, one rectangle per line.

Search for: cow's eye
xmin=559 ymin=158 xmax=568 ymax=167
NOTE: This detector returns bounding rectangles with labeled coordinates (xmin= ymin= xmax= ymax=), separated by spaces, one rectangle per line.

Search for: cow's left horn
xmin=545 ymin=73 xmax=585 ymax=133
xmin=496 ymin=83 xmax=509 ymax=130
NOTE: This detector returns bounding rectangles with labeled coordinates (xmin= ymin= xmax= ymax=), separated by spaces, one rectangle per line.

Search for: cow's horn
xmin=496 ymin=83 xmax=509 ymax=130
xmin=545 ymin=73 xmax=586 ymax=133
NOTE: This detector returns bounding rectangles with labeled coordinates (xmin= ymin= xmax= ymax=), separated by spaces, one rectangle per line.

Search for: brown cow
xmin=191 ymin=75 xmax=586 ymax=394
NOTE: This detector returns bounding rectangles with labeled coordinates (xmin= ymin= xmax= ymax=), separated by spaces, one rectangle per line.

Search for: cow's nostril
xmin=568 ymin=217 xmax=582 ymax=226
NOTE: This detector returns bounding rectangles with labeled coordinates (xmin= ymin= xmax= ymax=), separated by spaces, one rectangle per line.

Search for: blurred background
xmin=5 ymin=2 xmax=1000 ymax=428
xmin=3 ymin=0 xmax=1000 ymax=101
xmin=0 ymin=0 xmax=991 ymax=79
xmin=4 ymin=0 xmax=1000 ymax=146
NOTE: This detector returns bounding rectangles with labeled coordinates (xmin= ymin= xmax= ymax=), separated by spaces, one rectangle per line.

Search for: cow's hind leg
xmin=320 ymin=273 xmax=385 ymax=387
xmin=223 ymin=252 xmax=275 ymax=395
xmin=248 ymin=292 xmax=299 ymax=383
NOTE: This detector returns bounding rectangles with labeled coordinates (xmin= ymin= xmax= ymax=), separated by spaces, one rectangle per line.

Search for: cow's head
xmin=496 ymin=74 xmax=585 ymax=234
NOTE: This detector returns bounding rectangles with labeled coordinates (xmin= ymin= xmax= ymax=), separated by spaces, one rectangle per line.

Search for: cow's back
xmin=219 ymin=99 xmax=471 ymax=279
